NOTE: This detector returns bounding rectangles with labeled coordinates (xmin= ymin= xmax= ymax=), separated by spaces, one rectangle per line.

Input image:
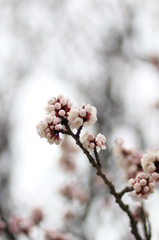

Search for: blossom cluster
xmin=113 ymin=139 xmax=159 ymax=201
xmin=45 ymin=230 xmax=71 ymax=240
xmin=45 ymin=95 xmax=73 ymax=118
xmin=59 ymin=136 xmax=78 ymax=172
xmin=68 ymin=104 xmax=97 ymax=129
xmin=36 ymin=95 xmax=73 ymax=145
xmin=141 ymin=150 xmax=159 ymax=181
xmin=36 ymin=115 xmax=62 ymax=145
xmin=60 ymin=183 xmax=89 ymax=204
xmin=8 ymin=208 xmax=43 ymax=236
xmin=37 ymin=95 xmax=106 ymax=153
xmin=129 ymin=150 xmax=159 ymax=200
xmin=113 ymin=139 xmax=143 ymax=180
xmin=81 ymin=131 xmax=106 ymax=153
xmin=128 ymin=172 xmax=155 ymax=201
xmin=1 ymin=208 xmax=71 ymax=240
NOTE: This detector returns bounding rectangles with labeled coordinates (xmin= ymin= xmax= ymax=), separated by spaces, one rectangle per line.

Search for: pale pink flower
xmin=79 ymin=109 xmax=86 ymax=117
xmin=81 ymin=132 xmax=106 ymax=153
xmin=45 ymin=230 xmax=71 ymax=240
xmin=57 ymin=94 xmax=64 ymax=100
xmin=96 ymin=133 xmax=106 ymax=152
xmin=30 ymin=208 xmax=44 ymax=225
xmin=55 ymin=102 xmax=61 ymax=110
xmin=36 ymin=116 xmax=62 ymax=145
xmin=45 ymin=95 xmax=72 ymax=118
xmin=60 ymin=98 xmax=67 ymax=106
xmin=47 ymin=98 xmax=56 ymax=105
xmin=68 ymin=104 xmax=97 ymax=129
xmin=58 ymin=110 xmax=65 ymax=117
xmin=8 ymin=216 xmax=32 ymax=235
xmin=152 ymin=172 xmax=159 ymax=181
xmin=81 ymin=132 xmax=95 ymax=153
xmin=60 ymin=183 xmax=89 ymax=203
xmin=82 ymin=104 xmax=97 ymax=127
xmin=36 ymin=121 xmax=48 ymax=138
xmin=73 ymin=117 xmax=83 ymax=129
xmin=141 ymin=150 xmax=159 ymax=181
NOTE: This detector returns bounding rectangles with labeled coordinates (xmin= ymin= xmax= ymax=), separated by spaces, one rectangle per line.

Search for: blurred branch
xmin=0 ymin=206 xmax=16 ymax=240
xmin=140 ymin=203 xmax=151 ymax=240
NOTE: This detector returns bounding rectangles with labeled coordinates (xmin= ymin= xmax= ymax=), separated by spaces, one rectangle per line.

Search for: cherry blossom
xmin=113 ymin=139 xmax=143 ymax=180
xmin=81 ymin=131 xmax=106 ymax=153
xmin=141 ymin=150 xmax=159 ymax=181
xmin=128 ymin=172 xmax=155 ymax=201
xmin=45 ymin=95 xmax=72 ymax=118
xmin=68 ymin=104 xmax=97 ymax=129
xmin=36 ymin=116 xmax=62 ymax=145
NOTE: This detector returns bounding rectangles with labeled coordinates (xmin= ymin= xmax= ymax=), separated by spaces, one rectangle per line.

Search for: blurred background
xmin=1 ymin=0 xmax=159 ymax=239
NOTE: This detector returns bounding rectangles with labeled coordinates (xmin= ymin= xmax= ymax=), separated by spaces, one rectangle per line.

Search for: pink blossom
xmin=128 ymin=172 xmax=156 ymax=201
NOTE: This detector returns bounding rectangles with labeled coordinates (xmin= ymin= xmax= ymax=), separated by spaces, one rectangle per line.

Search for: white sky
xmin=9 ymin=73 xmax=82 ymax=227
xmin=2 ymin=0 xmax=159 ymax=239
xmin=9 ymin=68 xmax=159 ymax=240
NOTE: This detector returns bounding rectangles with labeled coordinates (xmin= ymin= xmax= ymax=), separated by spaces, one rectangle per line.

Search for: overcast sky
xmin=1 ymin=0 xmax=159 ymax=239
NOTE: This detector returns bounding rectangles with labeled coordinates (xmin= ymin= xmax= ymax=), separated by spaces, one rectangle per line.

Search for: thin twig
xmin=94 ymin=147 xmax=101 ymax=168
xmin=147 ymin=216 xmax=152 ymax=240
xmin=140 ymin=203 xmax=151 ymax=240
xmin=76 ymin=125 xmax=83 ymax=138
xmin=118 ymin=186 xmax=133 ymax=198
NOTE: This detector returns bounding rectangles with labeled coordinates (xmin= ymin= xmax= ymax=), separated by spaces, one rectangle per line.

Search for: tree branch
xmin=63 ymin=122 xmax=142 ymax=240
